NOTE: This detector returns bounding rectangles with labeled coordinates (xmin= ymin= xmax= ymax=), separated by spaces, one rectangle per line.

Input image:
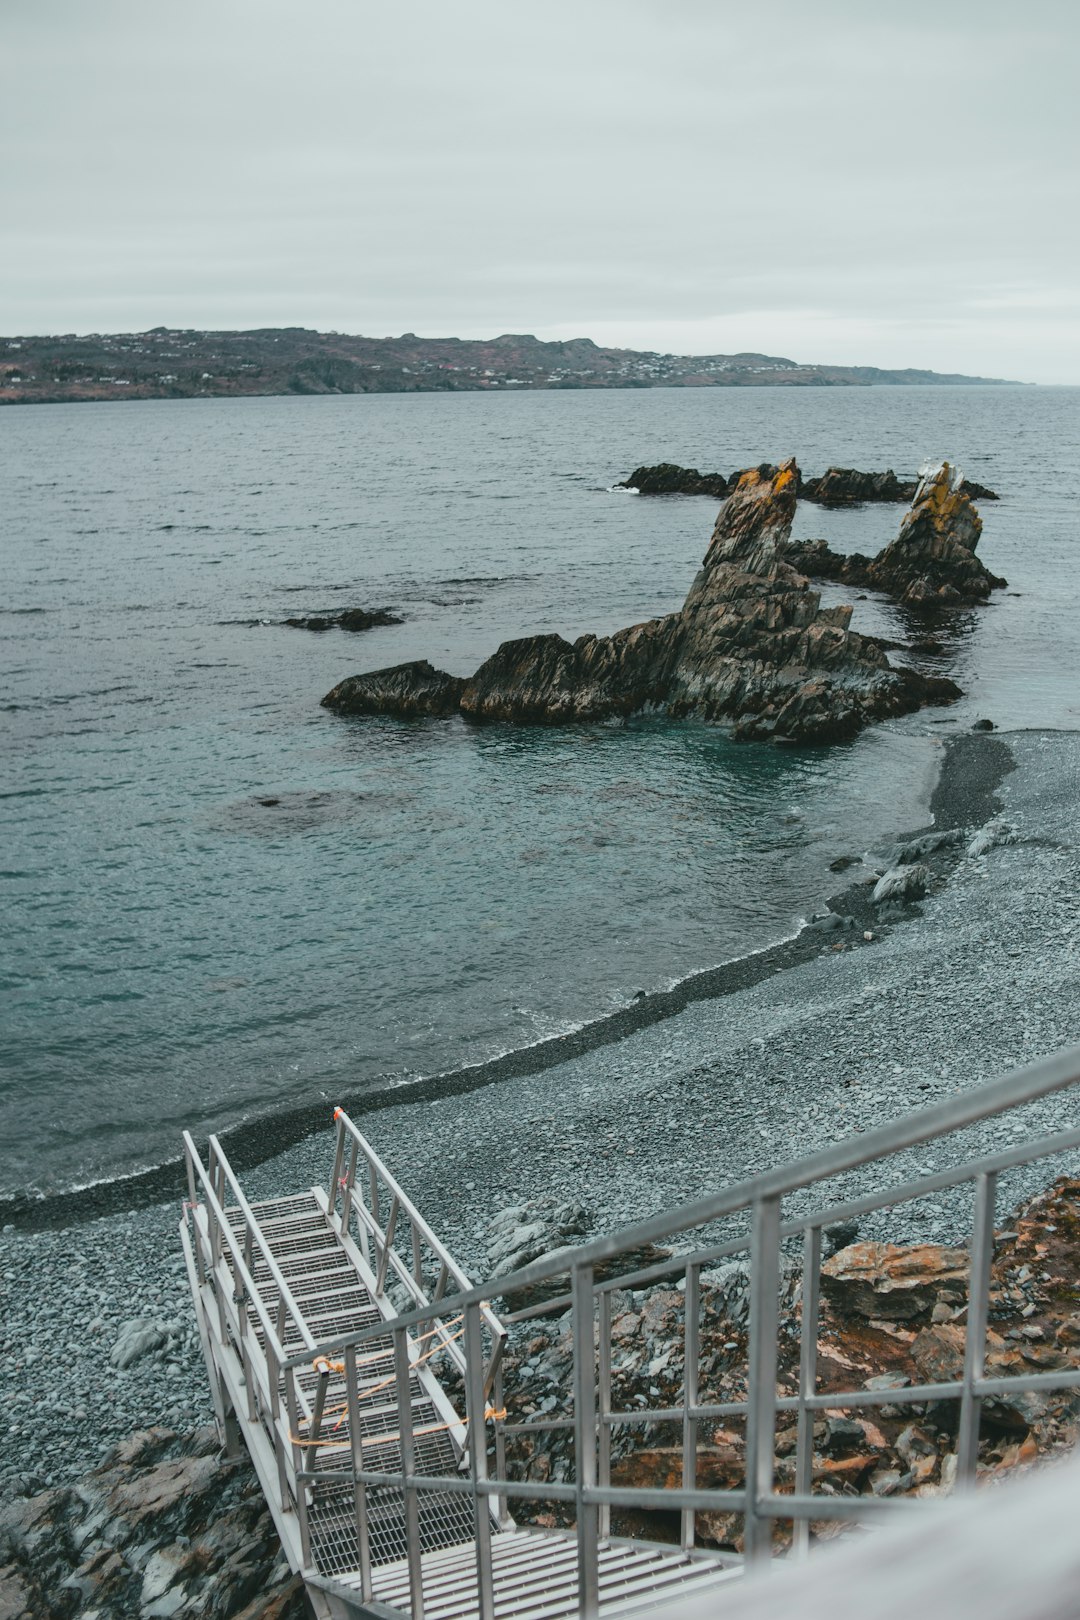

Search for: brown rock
xmin=821 ymin=1241 xmax=970 ymax=1321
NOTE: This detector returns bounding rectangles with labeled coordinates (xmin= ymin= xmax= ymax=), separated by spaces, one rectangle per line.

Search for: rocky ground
xmin=1 ymin=727 xmax=1078 ymax=1613
xmin=488 ymin=1174 xmax=1080 ymax=1552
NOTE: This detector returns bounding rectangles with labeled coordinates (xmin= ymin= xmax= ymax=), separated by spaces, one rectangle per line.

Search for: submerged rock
xmin=789 ymin=462 xmax=1006 ymax=606
xmin=284 ymin=606 xmax=402 ymax=632
xmin=801 ymin=467 xmax=917 ymax=505
xmin=325 ymin=460 xmax=961 ymax=744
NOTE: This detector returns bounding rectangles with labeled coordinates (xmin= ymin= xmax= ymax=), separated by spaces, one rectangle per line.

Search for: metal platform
xmin=183 ymin=1046 xmax=1080 ymax=1619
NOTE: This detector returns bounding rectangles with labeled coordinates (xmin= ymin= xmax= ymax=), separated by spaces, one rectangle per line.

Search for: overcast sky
xmin=4 ymin=0 xmax=1077 ymax=382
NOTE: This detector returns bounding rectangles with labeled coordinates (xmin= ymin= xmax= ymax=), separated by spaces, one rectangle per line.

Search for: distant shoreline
xmin=0 ymin=325 xmax=1023 ymax=405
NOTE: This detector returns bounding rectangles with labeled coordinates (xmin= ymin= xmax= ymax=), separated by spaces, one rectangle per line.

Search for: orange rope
xmin=290 ymin=1317 xmax=473 ymax=1445
xmin=289 ymin=1404 xmax=507 ymax=1452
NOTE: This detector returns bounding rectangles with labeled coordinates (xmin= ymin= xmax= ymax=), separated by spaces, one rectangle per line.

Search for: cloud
xmin=2 ymin=0 xmax=1077 ymax=380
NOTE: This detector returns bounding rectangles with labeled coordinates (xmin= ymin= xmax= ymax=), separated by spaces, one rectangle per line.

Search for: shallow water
xmin=2 ymin=384 xmax=1077 ymax=1195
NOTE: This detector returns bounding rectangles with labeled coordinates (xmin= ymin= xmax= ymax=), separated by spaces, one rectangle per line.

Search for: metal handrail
xmin=284 ymin=1040 xmax=1080 ymax=1364
xmin=183 ymin=1042 xmax=1080 ymax=1618
xmin=206 ymin=1134 xmax=317 ymax=1353
xmin=327 ymin=1108 xmax=507 ymax=1380
xmin=330 ymin=1107 xmax=480 ymax=1294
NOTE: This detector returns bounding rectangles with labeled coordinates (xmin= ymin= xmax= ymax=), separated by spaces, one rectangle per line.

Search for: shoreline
xmin=2 ymin=730 xmax=1012 ymax=1234
xmin=2 ymin=726 xmax=1078 ymax=1500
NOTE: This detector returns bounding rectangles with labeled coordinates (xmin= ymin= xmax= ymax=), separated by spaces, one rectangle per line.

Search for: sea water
xmin=2 ymin=384 xmax=1078 ymax=1196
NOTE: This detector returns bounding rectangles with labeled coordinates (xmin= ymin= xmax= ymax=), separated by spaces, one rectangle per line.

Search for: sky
xmin=3 ymin=0 xmax=1078 ymax=382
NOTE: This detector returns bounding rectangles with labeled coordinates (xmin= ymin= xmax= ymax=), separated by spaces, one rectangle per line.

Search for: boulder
xmin=0 ymin=1428 xmax=305 ymax=1620
xmin=871 ymin=863 xmax=931 ymax=905
xmin=322 ymin=659 xmax=465 ymax=717
xmin=486 ymin=1198 xmax=589 ymax=1275
xmin=617 ymin=463 xmax=729 ymax=499
xmin=821 ymin=1241 xmax=970 ymax=1320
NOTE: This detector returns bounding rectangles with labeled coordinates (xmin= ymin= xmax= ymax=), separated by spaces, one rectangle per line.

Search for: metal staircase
xmin=182 ymin=1045 xmax=1080 ymax=1619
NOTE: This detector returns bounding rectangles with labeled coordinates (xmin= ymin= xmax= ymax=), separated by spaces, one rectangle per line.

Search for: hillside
xmin=0 ymin=326 xmax=1018 ymax=404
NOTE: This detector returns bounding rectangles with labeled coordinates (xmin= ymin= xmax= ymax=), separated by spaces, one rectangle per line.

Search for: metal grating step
xmin=310 ymin=1481 xmax=479 ymax=1574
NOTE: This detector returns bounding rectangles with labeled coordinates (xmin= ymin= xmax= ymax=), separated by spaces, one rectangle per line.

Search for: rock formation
xmin=324 ymin=658 xmax=465 ymax=717
xmin=323 ymin=459 xmax=961 ymax=744
xmin=618 ymin=463 xmax=730 ymax=498
xmin=788 ymin=462 xmax=1007 ymax=606
xmin=618 ymin=462 xmax=998 ymax=506
xmin=0 ymin=1426 xmax=304 ymax=1620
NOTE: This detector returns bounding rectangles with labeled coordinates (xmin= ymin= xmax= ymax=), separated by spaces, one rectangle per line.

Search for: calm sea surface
xmin=2 ymin=385 xmax=1078 ymax=1197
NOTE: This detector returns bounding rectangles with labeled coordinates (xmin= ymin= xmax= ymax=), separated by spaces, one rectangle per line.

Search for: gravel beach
xmin=3 ymin=726 xmax=1079 ymax=1502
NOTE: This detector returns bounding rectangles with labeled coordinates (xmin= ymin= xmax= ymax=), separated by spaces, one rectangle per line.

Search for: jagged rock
xmin=617 ymin=463 xmax=729 ymax=498
xmin=821 ymin=1241 xmax=970 ymax=1320
xmin=0 ymin=1428 xmax=305 ymax=1620
xmin=871 ymin=863 xmax=931 ymax=905
xmin=325 ymin=461 xmax=962 ymax=744
xmin=788 ymin=463 xmax=1005 ymax=607
xmin=322 ymin=659 xmax=465 ymax=717
xmin=486 ymin=1199 xmax=589 ymax=1275
xmin=967 ymin=820 xmax=1015 ymax=858
xmin=284 ymin=607 xmax=402 ymax=632
xmin=800 ymin=467 xmax=917 ymax=506
xmin=619 ymin=462 xmax=998 ymax=507
xmin=868 ymin=462 xmax=1006 ymax=604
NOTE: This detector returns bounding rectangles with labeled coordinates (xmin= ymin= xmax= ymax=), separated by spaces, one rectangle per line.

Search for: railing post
xmin=393 ymin=1326 xmax=425 ymax=1620
xmin=284 ymin=1365 xmax=312 ymax=1567
xmin=340 ymin=1135 xmax=359 ymax=1239
xmin=681 ymin=1262 xmax=701 ymax=1551
xmin=183 ymin=1139 xmax=206 ymax=1285
xmin=492 ymin=1357 xmax=510 ymax=1528
xmin=346 ymin=1348 xmax=374 ymax=1603
xmin=328 ymin=1110 xmax=346 ymax=1220
xmin=957 ymin=1171 xmax=997 ymax=1485
xmin=744 ymin=1195 xmax=781 ymax=1569
xmin=793 ymin=1224 xmax=822 ymax=1560
xmin=375 ymin=1195 xmax=400 ymax=1297
xmin=597 ymin=1289 xmax=613 ymax=1541
xmin=572 ymin=1262 xmax=599 ymax=1616
xmin=464 ymin=1301 xmax=496 ymax=1619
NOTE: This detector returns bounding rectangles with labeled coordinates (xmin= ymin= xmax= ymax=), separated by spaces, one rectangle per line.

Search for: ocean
xmin=2 ymin=383 xmax=1078 ymax=1199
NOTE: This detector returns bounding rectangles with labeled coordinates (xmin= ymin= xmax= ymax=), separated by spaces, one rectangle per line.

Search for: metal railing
xmin=276 ymin=1042 xmax=1080 ymax=1616
xmin=326 ymin=1105 xmax=507 ymax=1400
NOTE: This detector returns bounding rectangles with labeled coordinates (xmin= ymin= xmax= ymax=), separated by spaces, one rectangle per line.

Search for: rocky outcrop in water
xmin=323 ymin=658 xmax=465 ymax=717
xmin=618 ymin=463 xmax=730 ymax=498
xmin=788 ymin=462 xmax=1007 ymax=606
xmin=284 ymin=606 xmax=402 ymax=632
xmin=324 ymin=460 xmax=961 ymax=744
xmin=618 ymin=462 xmax=998 ymax=506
